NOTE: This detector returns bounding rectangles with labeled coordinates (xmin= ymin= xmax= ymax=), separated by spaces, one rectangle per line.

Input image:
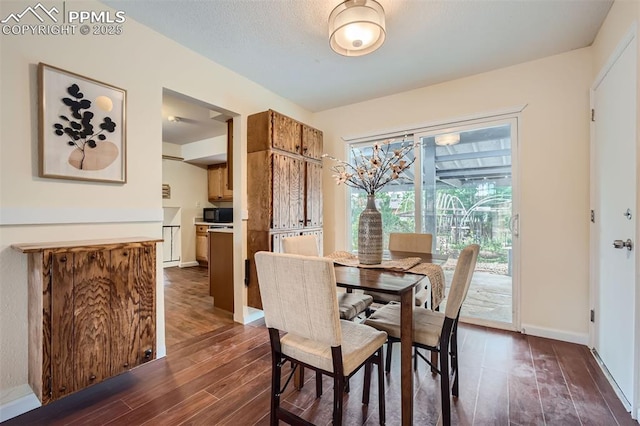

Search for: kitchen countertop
xmin=207 ymin=228 xmax=233 ymax=234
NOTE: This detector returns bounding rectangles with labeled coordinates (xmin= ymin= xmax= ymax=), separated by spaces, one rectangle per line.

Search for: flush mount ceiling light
xmin=435 ymin=133 xmax=461 ymax=146
xmin=167 ymin=115 xmax=182 ymax=123
xmin=329 ymin=0 xmax=386 ymax=57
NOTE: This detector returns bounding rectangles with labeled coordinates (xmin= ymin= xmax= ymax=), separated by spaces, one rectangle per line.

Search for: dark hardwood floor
xmin=163 ymin=265 xmax=234 ymax=351
xmin=4 ymin=266 xmax=636 ymax=425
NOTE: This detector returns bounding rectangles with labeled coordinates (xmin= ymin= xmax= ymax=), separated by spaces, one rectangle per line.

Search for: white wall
xmin=313 ymin=47 xmax=593 ymax=343
xmin=161 ymin=155 xmax=209 ymax=265
xmin=0 ymin=0 xmax=312 ymax=415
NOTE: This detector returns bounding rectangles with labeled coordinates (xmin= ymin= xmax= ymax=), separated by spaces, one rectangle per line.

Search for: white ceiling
xmin=106 ymin=0 xmax=613 ymax=113
xmin=162 ymin=89 xmax=231 ymax=145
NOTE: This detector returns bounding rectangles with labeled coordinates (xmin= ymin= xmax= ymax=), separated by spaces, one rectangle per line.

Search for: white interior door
xmin=592 ymin=34 xmax=637 ymax=409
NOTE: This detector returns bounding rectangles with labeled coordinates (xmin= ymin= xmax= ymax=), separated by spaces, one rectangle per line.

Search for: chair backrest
xmin=254 ymin=251 xmax=342 ymax=346
xmin=388 ymin=233 xmax=433 ymax=254
xmin=444 ymin=244 xmax=480 ymax=319
xmin=282 ymin=234 xmax=319 ymax=256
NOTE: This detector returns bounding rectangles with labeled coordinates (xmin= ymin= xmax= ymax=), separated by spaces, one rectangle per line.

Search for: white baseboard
xmin=179 ymin=261 xmax=199 ymax=268
xmin=0 ymin=385 xmax=40 ymax=423
xmin=162 ymin=261 xmax=180 ymax=268
xmin=156 ymin=344 xmax=167 ymax=359
xmin=238 ymin=306 xmax=264 ymax=324
xmin=521 ymin=323 xmax=589 ymax=345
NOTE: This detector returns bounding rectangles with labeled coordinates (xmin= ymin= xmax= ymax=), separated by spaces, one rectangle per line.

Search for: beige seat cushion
xmin=364 ymin=303 xmax=445 ymax=348
xmin=338 ymin=293 xmax=373 ymax=320
xmin=281 ymin=320 xmax=387 ymax=375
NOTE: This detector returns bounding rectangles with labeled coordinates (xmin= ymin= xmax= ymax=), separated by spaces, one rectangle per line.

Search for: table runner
xmin=325 ymin=251 xmax=446 ymax=309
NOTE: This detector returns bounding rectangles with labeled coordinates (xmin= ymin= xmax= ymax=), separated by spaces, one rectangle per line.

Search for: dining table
xmin=332 ymin=251 xmax=447 ymax=426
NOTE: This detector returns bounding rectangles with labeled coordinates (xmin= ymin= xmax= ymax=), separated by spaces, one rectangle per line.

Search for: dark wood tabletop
xmin=333 ymin=266 xmax=426 ymax=295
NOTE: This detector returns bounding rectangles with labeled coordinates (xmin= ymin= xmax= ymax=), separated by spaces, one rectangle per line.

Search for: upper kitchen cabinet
xmin=248 ymin=110 xmax=322 ymax=158
xmin=301 ymin=125 xmax=323 ymax=160
xmin=208 ymin=163 xmax=232 ymax=202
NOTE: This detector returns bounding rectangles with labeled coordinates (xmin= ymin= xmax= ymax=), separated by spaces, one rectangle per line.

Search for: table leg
xmin=400 ymin=290 xmax=413 ymax=425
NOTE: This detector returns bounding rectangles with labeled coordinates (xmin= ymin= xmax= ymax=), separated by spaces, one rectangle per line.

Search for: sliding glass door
xmin=347 ymin=117 xmax=518 ymax=329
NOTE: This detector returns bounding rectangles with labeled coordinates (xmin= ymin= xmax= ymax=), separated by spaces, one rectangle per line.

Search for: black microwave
xmin=203 ymin=208 xmax=233 ymax=223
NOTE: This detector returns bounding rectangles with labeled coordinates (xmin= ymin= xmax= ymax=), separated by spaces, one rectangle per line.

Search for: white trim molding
xmin=0 ymin=385 xmax=40 ymax=423
xmin=342 ymin=104 xmax=528 ymax=143
xmin=0 ymin=207 xmax=163 ymax=225
xmin=521 ymin=323 xmax=589 ymax=345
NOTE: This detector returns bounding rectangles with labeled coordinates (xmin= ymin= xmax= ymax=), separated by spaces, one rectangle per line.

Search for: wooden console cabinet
xmin=12 ymin=237 xmax=161 ymax=405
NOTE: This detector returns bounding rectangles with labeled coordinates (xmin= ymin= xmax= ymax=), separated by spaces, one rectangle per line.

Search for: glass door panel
xmin=419 ymin=120 xmax=516 ymax=326
xmin=348 ymin=137 xmax=416 ymax=251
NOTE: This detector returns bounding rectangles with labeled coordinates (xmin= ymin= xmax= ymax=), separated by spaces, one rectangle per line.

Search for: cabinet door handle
xmin=89 ymin=374 xmax=96 ymax=381
xmin=123 ymin=362 xmax=129 ymax=368
xmin=59 ymin=386 xmax=66 ymax=392
xmin=144 ymin=348 xmax=153 ymax=359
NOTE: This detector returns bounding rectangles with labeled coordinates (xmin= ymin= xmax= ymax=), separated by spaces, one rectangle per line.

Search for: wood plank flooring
xmin=163 ymin=265 xmax=235 ymax=351
xmin=4 ymin=266 xmax=636 ymax=426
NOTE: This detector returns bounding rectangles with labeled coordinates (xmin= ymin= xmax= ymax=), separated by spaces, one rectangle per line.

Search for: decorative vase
xmin=358 ymin=194 xmax=383 ymax=264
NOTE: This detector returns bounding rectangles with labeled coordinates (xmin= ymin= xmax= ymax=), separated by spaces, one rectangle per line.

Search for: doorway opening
xmin=161 ymin=88 xmax=237 ymax=353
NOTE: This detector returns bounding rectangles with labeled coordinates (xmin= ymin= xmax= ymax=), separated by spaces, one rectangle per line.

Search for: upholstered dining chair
xmin=364 ymin=244 xmax=480 ymax=426
xmin=365 ymin=232 xmax=434 ymax=308
xmin=254 ymin=251 xmax=387 ymax=426
xmin=282 ymin=234 xmax=374 ymax=321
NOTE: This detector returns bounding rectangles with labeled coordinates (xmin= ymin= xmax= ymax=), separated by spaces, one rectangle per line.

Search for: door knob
xmin=613 ymin=239 xmax=633 ymax=251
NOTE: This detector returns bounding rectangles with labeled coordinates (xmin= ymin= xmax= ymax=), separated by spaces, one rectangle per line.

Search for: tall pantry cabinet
xmin=247 ymin=110 xmax=323 ymax=309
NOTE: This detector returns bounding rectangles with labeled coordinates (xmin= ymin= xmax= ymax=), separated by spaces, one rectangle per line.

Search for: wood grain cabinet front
xmin=208 ymin=231 xmax=234 ymax=313
xmin=195 ymin=225 xmax=209 ymax=265
xmin=247 ymin=110 xmax=323 ymax=310
xmin=12 ymin=238 xmax=159 ymax=405
xmin=208 ymin=163 xmax=233 ymax=202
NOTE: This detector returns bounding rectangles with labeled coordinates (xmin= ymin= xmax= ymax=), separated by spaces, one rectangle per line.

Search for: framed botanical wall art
xmin=38 ymin=63 xmax=127 ymax=183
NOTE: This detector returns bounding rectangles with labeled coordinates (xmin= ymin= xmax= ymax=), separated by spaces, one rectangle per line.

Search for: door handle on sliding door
xmin=511 ymin=213 xmax=520 ymax=237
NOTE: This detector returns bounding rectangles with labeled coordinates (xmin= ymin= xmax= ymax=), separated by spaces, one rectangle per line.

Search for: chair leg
xmin=385 ymin=341 xmax=393 ymax=373
xmin=440 ymin=342 xmax=451 ymax=426
xmin=316 ymin=370 xmax=323 ymax=398
xmin=294 ymin=365 xmax=305 ymax=390
xmin=333 ymin=374 xmax=345 ymax=425
xmin=377 ymin=348 xmax=386 ymax=425
xmin=271 ymin=354 xmax=281 ymax=425
xmin=451 ymin=326 xmax=459 ymax=397
xmin=363 ymin=361 xmax=372 ymax=404
xmin=431 ymin=350 xmax=439 ymax=374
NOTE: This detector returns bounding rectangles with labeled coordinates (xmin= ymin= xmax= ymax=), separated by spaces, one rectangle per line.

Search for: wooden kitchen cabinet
xmin=208 ymin=163 xmax=233 ymax=202
xmin=247 ymin=110 xmax=323 ymax=309
xmin=208 ymin=231 xmax=234 ymax=313
xmin=195 ymin=225 xmax=208 ymax=266
xmin=301 ymin=124 xmax=323 ymax=160
xmin=12 ymin=237 xmax=160 ymax=405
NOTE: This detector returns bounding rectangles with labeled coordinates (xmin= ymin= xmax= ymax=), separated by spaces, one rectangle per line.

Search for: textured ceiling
xmin=105 ymin=0 xmax=613 ymax=112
